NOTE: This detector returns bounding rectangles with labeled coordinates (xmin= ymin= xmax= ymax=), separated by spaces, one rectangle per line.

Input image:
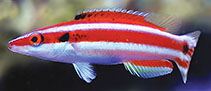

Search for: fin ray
xmin=73 ymin=63 xmax=96 ymax=83
xmin=145 ymin=13 xmax=182 ymax=32
xmin=123 ymin=60 xmax=173 ymax=78
xmin=76 ymin=8 xmax=182 ymax=32
xmin=75 ymin=8 xmax=179 ymax=31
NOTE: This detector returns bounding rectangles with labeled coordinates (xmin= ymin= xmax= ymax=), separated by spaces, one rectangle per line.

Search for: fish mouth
xmin=8 ymin=39 xmax=18 ymax=51
xmin=7 ymin=43 xmax=30 ymax=56
xmin=8 ymin=41 xmax=13 ymax=50
xmin=8 ymin=44 xmax=12 ymax=50
xmin=8 ymin=41 xmax=18 ymax=52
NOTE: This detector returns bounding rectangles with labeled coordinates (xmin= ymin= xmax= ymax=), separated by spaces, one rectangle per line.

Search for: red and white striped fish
xmin=8 ymin=8 xmax=201 ymax=83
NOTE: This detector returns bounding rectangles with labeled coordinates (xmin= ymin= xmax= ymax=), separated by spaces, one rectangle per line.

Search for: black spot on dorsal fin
xmin=87 ymin=14 xmax=92 ymax=17
xmin=74 ymin=15 xmax=81 ymax=20
xmin=75 ymin=14 xmax=86 ymax=20
xmin=59 ymin=33 xmax=69 ymax=42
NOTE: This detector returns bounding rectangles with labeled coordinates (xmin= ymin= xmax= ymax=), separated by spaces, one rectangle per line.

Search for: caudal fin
xmin=182 ymin=31 xmax=201 ymax=48
xmin=176 ymin=31 xmax=201 ymax=84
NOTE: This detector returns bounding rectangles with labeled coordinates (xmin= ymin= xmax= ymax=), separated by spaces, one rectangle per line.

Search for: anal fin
xmin=123 ymin=60 xmax=173 ymax=78
xmin=73 ymin=63 xmax=96 ymax=83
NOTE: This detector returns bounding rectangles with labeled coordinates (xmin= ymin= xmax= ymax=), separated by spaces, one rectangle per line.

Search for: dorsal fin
xmin=74 ymin=8 xmax=165 ymax=31
xmin=145 ymin=13 xmax=182 ymax=33
xmin=74 ymin=8 xmax=181 ymax=32
xmin=77 ymin=8 xmax=149 ymax=16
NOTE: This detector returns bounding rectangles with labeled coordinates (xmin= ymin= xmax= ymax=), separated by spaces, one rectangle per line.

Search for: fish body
xmin=8 ymin=8 xmax=201 ymax=83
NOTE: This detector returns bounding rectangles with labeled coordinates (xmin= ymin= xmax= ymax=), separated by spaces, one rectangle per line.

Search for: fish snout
xmin=8 ymin=44 xmax=12 ymax=50
xmin=8 ymin=40 xmax=14 ymax=50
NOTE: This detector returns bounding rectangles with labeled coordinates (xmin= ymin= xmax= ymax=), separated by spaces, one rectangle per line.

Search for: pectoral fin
xmin=73 ymin=63 xmax=96 ymax=83
xmin=123 ymin=60 xmax=173 ymax=78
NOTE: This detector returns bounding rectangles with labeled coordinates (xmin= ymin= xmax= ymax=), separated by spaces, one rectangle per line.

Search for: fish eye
xmin=29 ymin=34 xmax=44 ymax=46
xmin=31 ymin=36 xmax=38 ymax=42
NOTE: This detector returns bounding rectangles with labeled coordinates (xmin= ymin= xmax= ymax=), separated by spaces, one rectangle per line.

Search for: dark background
xmin=0 ymin=0 xmax=211 ymax=91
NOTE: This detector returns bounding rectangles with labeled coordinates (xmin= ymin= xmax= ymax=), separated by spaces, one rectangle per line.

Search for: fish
xmin=8 ymin=8 xmax=201 ymax=84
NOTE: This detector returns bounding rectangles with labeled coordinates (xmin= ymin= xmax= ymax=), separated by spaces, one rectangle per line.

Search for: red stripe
xmin=38 ymin=30 xmax=184 ymax=51
xmin=68 ymin=30 xmax=184 ymax=51
xmin=42 ymin=32 xmax=69 ymax=43
xmin=174 ymin=58 xmax=190 ymax=68
xmin=188 ymin=48 xmax=194 ymax=56
xmin=11 ymin=30 xmax=185 ymax=52
xmin=130 ymin=60 xmax=173 ymax=68
xmin=9 ymin=38 xmax=30 ymax=46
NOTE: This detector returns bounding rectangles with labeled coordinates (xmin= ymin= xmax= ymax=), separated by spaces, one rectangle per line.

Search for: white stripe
xmin=74 ymin=41 xmax=191 ymax=61
xmin=11 ymin=23 xmax=184 ymax=43
xmin=36 ymin=23 xmax=183 ymax=41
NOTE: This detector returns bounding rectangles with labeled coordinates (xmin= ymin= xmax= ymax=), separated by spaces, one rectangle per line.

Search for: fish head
xmin=8 ymin=31 xmax=69 ymax=60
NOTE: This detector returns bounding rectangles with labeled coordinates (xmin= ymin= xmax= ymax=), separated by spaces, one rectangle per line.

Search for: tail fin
xmin=176 ymin=31 xmax=201 ymax=84
xmin=182 ymin=31 xmax=201 ymax=48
